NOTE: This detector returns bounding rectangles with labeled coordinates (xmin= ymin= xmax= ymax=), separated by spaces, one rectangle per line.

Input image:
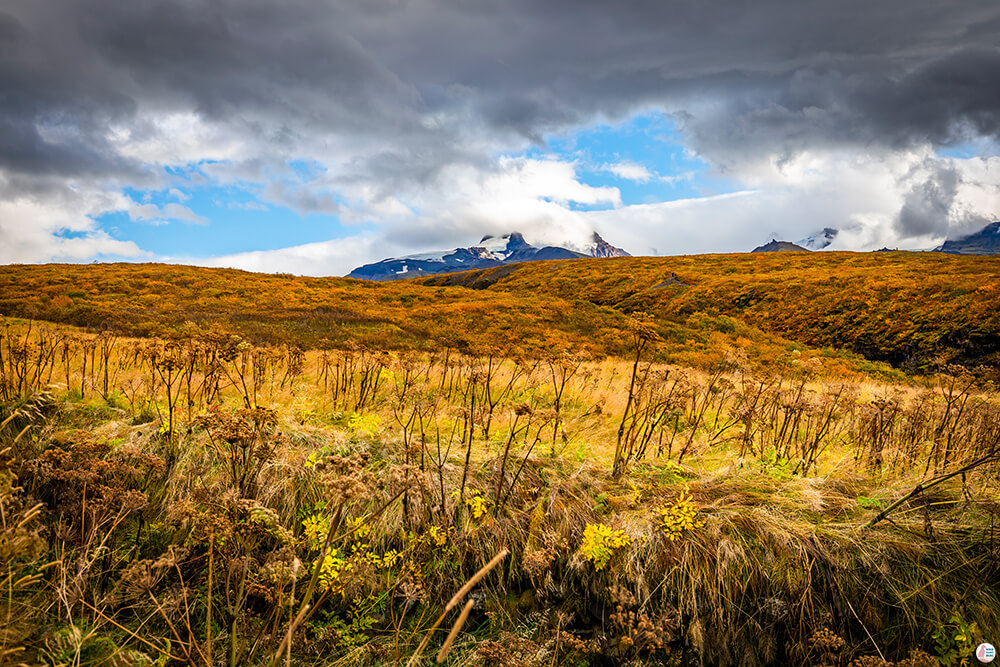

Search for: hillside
xmin=0 ymin=263 xmax=613 ymax=355
xmin=0 ymin=263 xmax=858 ymax=380
xmin=2 ymin=252 xmax=999 ymax=371
xmin=422 ymin=251 xmax=1000 ymax=370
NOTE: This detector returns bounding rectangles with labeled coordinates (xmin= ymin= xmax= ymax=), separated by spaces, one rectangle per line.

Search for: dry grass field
xmin=1 ymin=255 xmax=998 ymax=665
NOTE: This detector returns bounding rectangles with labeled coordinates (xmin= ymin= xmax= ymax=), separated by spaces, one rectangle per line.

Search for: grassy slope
xmin=423 ymin=251 xmax=1000 ymax=368
xmin=0 ymin=261 xmax=886 ymax=379
xmin=0 ymin=262 xmax=617 ymax=354
xmin=3 ymin=252 xmax=999 ymax=372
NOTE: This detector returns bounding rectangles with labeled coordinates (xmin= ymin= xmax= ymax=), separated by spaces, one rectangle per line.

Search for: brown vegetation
xmin=423 ymin=251 xmax=1000 ymax=370
xmin=3 ymin=252 xmax=1000 ymax=374
xmin=0 ymin=316 xmax=997 ymax=665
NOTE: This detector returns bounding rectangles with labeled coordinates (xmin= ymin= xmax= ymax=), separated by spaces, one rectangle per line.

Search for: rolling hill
xmin=421 ymin=251 xmax=1000 ymax=370
xmin=1 ymin=251 xmax=999 ymax=371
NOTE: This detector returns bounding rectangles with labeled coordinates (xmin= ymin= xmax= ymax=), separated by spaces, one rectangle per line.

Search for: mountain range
xmin=753 ymin=222 xmax=1000 ymax=254
xmin=348 ymin=231 xmax=629 ymax=281
xmin=349 ymin=221 xmax=1000 ymax=281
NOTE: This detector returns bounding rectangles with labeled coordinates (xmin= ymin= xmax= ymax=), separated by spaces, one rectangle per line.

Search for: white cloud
xmin=184 ymin=146 xmax=1000 ymax=276
xmin=0 ymin=183 xmax=147 ymax=264
xmin=109 ymin=112 xmax=251 ymax=167
xmin=377 ymin=156 xmax=620 ymax=252
xmin=188 ymin=235 xmax=382 ymax=276
xmin=226 ymin=201 xmax=269 ymax=211
xmin=600 ymin=160 xmax=654 ymax=183
xmin=125 ymin=201 xmax=207 ymax=225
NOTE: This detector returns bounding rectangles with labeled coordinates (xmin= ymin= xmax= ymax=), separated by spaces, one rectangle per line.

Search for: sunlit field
xmin=2 ymin=309 xmax=998 ymax=666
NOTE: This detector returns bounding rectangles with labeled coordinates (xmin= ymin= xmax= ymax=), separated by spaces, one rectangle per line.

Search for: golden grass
xmin=0 ymin=319 xmax=997 ymax=665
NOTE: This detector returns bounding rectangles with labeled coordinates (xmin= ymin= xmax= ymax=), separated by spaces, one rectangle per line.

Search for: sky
xmin=2 ymin=0 xmax=1000 ymax=276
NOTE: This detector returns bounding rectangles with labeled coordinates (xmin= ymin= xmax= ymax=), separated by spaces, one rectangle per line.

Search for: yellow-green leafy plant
xmin=465 ymin=490 xmax=490 ymax=519
xmin=302 ymin=514 xmax=328 ymax=550
xmin=451 ymin=488 xmax=491 ymax=520
xmin=653 ymin=489 xmax=704 ymax=541
xmin=346 ymin=515 xmax=370 ymax=540
xmin=367 ymin=548 xmax=402 ymax=569
xmin=317 ymin=549 xmax=352 ymax=595
xmin=579 ymin=523 xmax=632 ymax=571
xmin=422 ymin=526 xmax=448 ymax=547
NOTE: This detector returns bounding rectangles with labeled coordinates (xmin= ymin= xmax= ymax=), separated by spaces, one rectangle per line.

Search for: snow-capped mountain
xmin=797 ymin=227 xmax=839 ymax=250
xmin=347 ymin=232 xmax=629 ymax=281
xmin=935 ymin=221 xmax=1000 ymax=254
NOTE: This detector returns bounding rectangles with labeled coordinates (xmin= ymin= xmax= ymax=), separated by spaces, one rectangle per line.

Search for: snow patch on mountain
xmin=797 ymin=228 xmax=839 ymax=250
xmin=348 ymin=231 xmax=628 ymax=281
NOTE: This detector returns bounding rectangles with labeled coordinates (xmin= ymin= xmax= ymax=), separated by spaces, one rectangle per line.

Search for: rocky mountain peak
xmin=348 ymin=230 xmax=630 ymax=281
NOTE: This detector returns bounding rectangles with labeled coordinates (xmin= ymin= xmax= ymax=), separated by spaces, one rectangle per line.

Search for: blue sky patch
xmin=95 ymin=182 xmax=353 ymax=258
xmin=529 ymin=112 xmax=737 ymax=207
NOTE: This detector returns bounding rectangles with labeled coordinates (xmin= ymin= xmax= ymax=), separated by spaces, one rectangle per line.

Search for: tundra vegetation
xmin=0 ymin=256 xmax=999 ymax=666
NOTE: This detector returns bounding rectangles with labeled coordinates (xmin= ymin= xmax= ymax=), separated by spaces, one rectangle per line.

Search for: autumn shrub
xmin=195 ymin=406 xmax=280 ymax=499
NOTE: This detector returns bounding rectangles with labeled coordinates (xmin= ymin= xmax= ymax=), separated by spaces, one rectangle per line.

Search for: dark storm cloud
xmin=2 ymin=0 xmax=1000 ymax=202
xmin=679 ymin=47 xmax=1000 ymax=169
xmin=885 ymin=48 xmax=1000 ymax=142
xmin=0 ymin=0 xmax=427 ymax=193
xmin=895 ymin=160 xmax=989 ymax=238
xmin=79 ymin=1 xmax=419 ymax=127
xmin=0 ymin=6 xmax=139 ymax=181
xmin=0 ymin=11 xmax=26 ymax=47
xmin=345 ymin=0 xmax=1000 ymax=150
